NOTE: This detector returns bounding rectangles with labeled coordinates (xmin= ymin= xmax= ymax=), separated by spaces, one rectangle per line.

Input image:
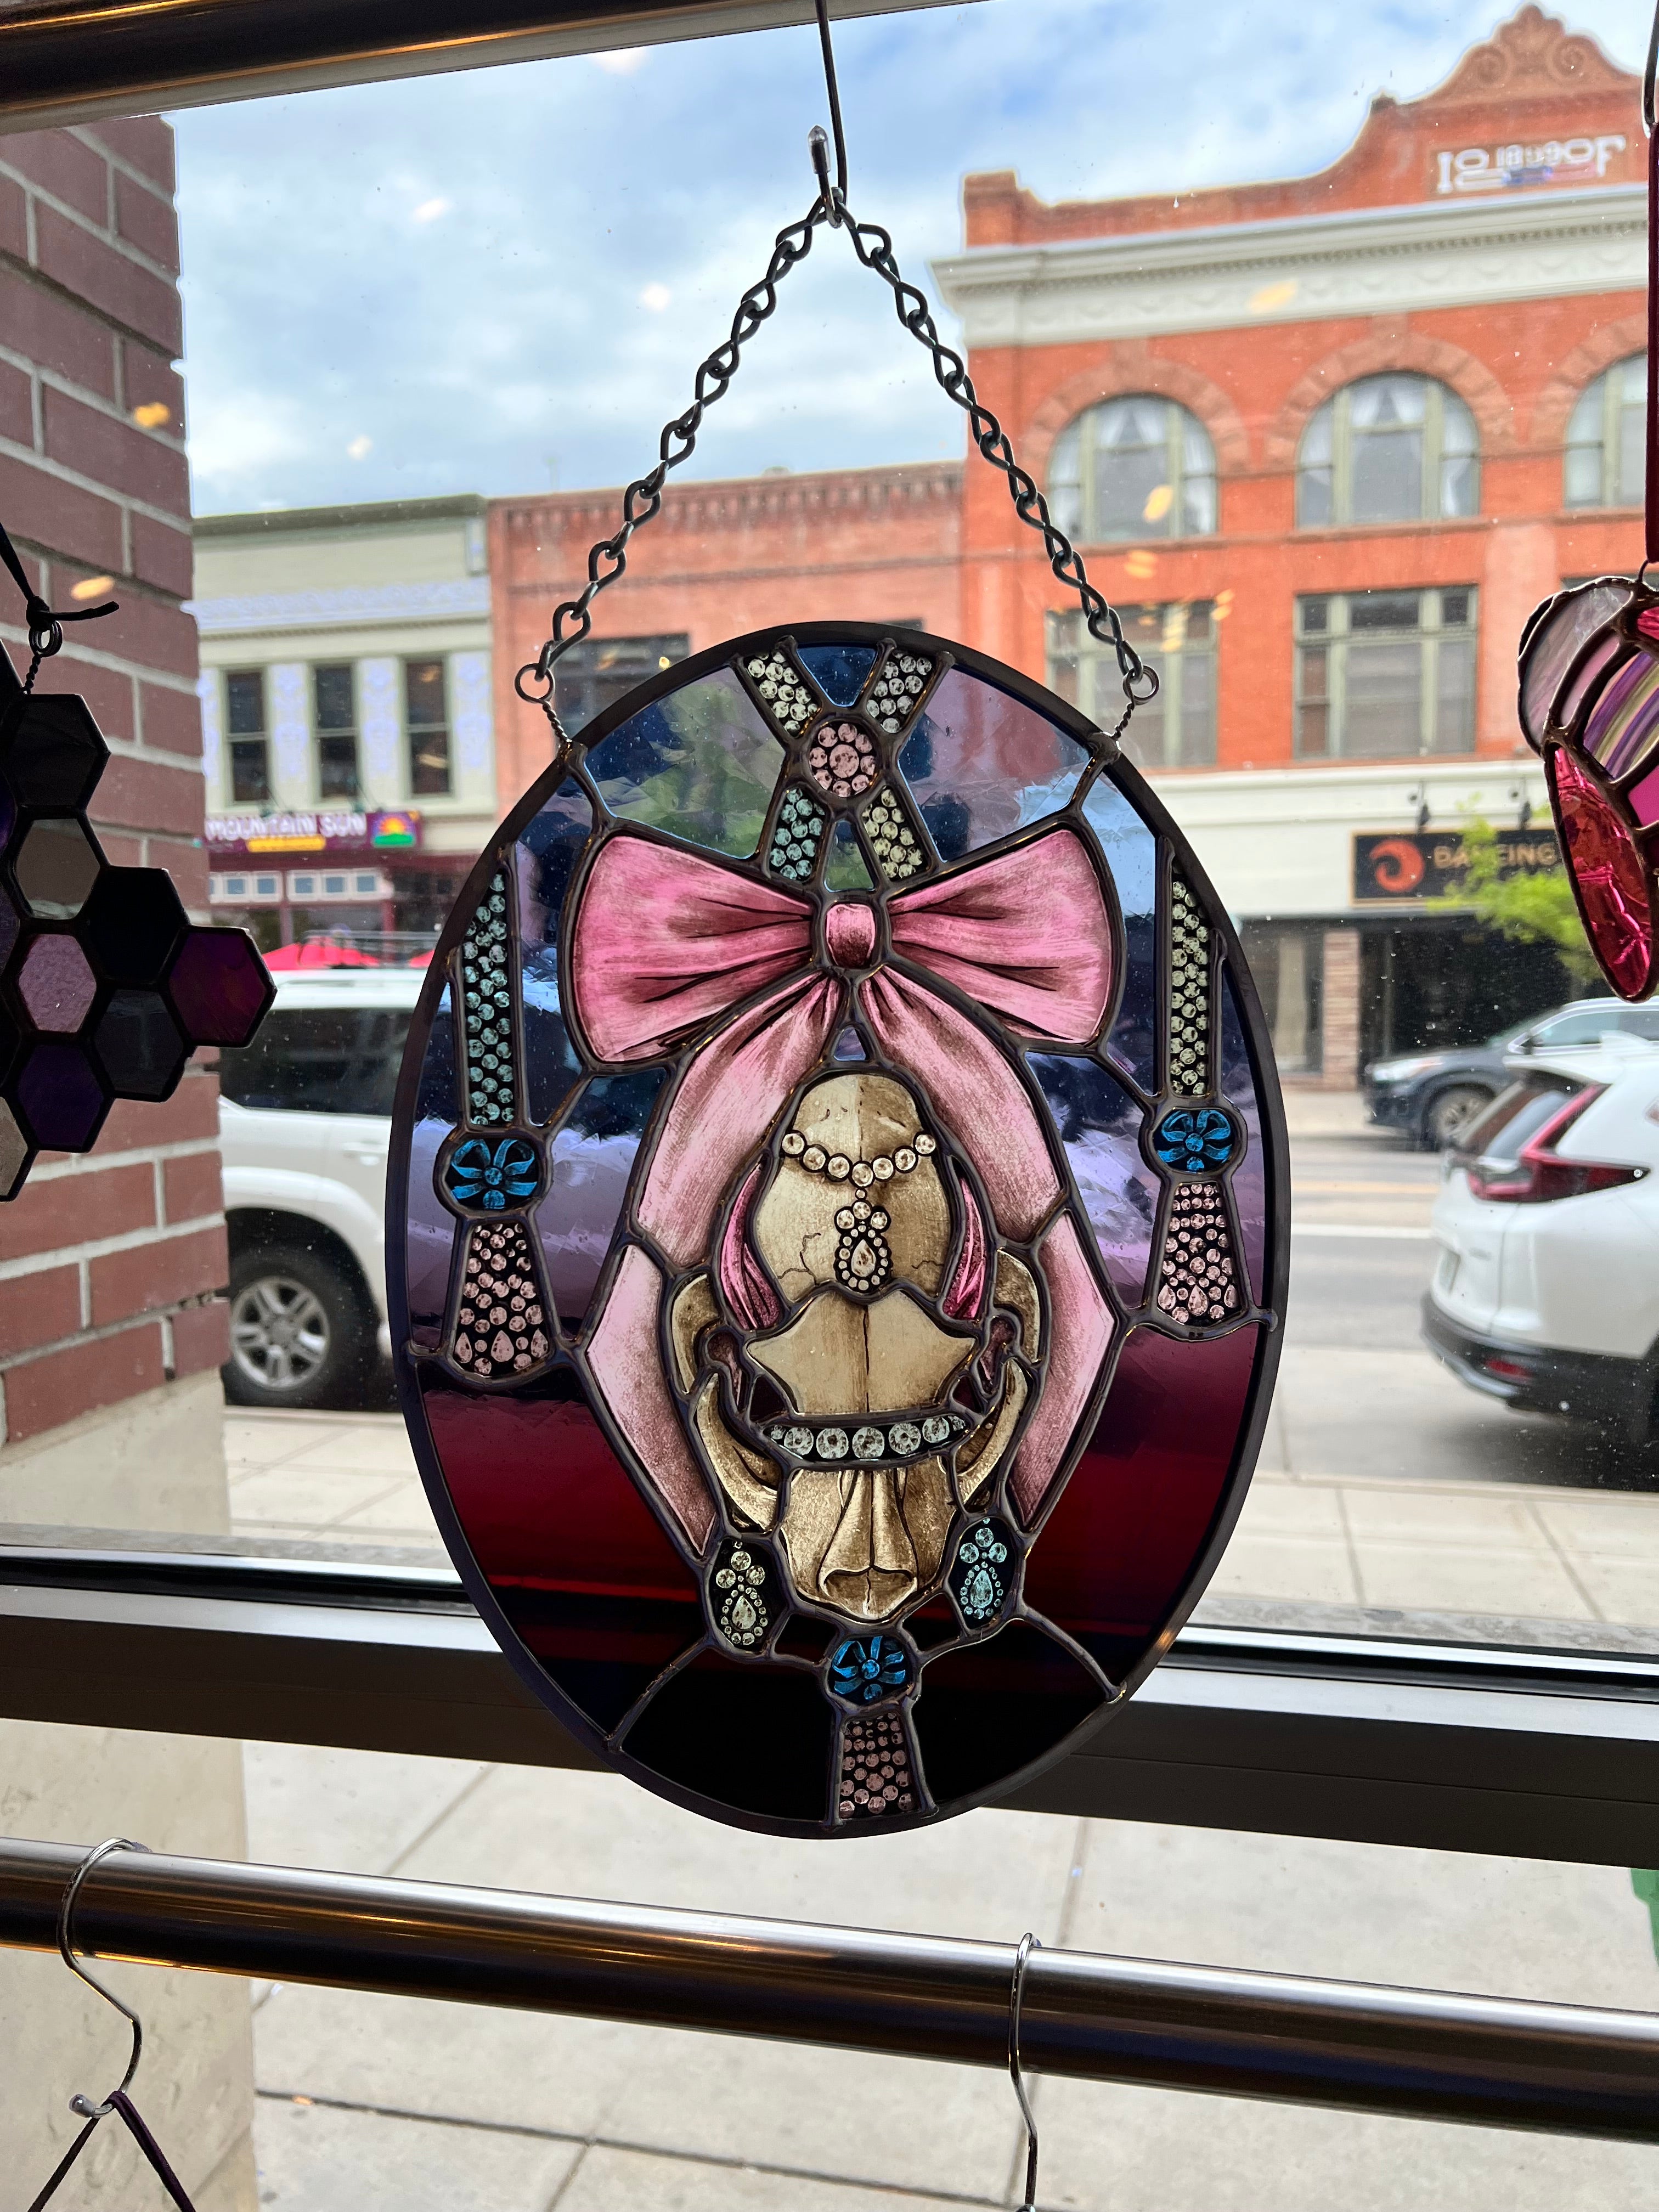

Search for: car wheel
xmin=1424 ymin=1085 xmax=1492 ymax=1152
xmin=223 ymin=1244 xmax=371 ymax=1409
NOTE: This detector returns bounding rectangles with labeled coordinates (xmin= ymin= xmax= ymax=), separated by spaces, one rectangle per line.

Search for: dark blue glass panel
xmin=415 ymin=983 xmax=455 ymax=1121
xmin=537 ymin=1070 xmax=666 ymax=1322
xmin=898 ymin=669 xmax=1088 ymax=855
xmin=798 ymin=642 xmax=876 ymax=706
xmin=584 ymin=670 xmax=782 ymax=855
xmin=1221 ymin=968 xmax=1268 ymax=1304
xmin=516 ymin=781 xmax=590 ymax=1124
xmin=1030 ymin=1053 xmax=1160 ymax=1305
xmin=1083 ymin=775 xmax=1158 ymax=1091
xmin=405 ymin=1113 xmax=455 ymax=1350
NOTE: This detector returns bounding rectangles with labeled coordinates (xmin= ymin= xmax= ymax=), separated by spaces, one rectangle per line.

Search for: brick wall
xmin=0 ymin=119 xmax=225 ymax=1449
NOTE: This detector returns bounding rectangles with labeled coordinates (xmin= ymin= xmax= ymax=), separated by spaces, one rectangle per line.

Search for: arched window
xmin=1565 ymin=356 xmax=1644 ymax=508
xmin=1048 ymin=396 xmax=1217 ymax=542
xmin=1296 ymin=374 xmax=1479 ymax=527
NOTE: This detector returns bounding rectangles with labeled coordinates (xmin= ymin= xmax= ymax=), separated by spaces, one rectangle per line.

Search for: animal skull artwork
xmin=393 ymin=625 xmax=1285 ymax=1835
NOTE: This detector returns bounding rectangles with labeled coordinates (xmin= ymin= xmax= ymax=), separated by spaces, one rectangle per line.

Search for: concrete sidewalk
xmin=225 ymin=1407 xmax=1659 ymax=1644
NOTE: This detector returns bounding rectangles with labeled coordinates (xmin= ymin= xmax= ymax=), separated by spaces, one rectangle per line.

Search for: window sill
xmin=3 ymin=1548 xmax=1657 ymax=1862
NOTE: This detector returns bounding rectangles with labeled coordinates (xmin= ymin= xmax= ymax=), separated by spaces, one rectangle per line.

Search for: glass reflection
xmin=899 ymin=668 xmax=1089 ymax=857
xmin=1030 ymin=1052 xmax=1159 ymax=1304
xmin=585 ymin=669 xmax=783 ymax=855
xmin=537 ymin=1070 xmax=666 ymax=1322
xmin=1082 ymin=773 xmax=1158 ymax=1088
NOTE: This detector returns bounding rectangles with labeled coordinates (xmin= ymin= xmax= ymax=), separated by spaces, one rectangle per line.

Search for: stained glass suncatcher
xmin=390 ymin=624 xmax=1286 ymax=1835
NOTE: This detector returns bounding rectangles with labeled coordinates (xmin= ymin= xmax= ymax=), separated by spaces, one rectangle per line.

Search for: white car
xmin=1423 ymin=1039 xmax=1659 ymax=1441
xmin=217 ymin=968 xmax=423 ymax=1406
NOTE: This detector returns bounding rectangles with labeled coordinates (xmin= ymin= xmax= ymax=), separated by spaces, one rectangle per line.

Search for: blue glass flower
xmin=446 ymin=1135 xmax=540 ymax=1211
xmin=830 ymin=1633 xmax=911 ymax=1704
xmin=1153 ymin=1106 xmax=1237 ymax=1173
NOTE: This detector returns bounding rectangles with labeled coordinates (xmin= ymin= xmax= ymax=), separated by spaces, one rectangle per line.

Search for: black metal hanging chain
xmin=516 ymin=93 xmax=1157 ymax=740
xmin=0 ymin=513 xmax=118 ymax=698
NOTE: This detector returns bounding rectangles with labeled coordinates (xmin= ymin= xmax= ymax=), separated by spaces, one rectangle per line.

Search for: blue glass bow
xmin=1154 ymin=1107 xmax=1235 ymax=1173
xmin=447 ymin=1135 xmax=539 ymax=1210
xmin=830 ymin=1634 xmax=910 ymax=1703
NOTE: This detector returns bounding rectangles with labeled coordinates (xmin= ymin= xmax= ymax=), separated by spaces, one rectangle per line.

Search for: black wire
xmin=814 ymin=0 xmax=849 ymax=202
xmin=0 ymin=512 xmax=119 ymax=695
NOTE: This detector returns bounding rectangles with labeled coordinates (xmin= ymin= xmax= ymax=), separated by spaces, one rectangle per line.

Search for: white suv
xmin=217 ymin=969 xmax=422 ymax=1406
xmin=1423 ymin=1039 xmax=1659 ymax=1442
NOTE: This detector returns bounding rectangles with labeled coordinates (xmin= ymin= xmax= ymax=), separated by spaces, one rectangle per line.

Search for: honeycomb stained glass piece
xmin=17 ymin=932 xmax=97 ymax=1032
xmin=16 ymin=1038 xmax=106 ymax=1150
xmin=93 ymin=989 xmax=188 ymax=1101
xmin=14 ymin=817 xmax=100 ymax=919
xmin=390 ymin=623 xmax=1284 ymax=1837
xmin=0 ymin=692 xmax=108 ymax=810
xmin=167 ymin=927 xmax=275 ymax=1046
xmin=0 ymin=1096 xmax=30 ymax=1197
xmin=0 ymin=685 xmax=273 ymax=1198
xmin=81 ymin=867 xmax=187 ymax=985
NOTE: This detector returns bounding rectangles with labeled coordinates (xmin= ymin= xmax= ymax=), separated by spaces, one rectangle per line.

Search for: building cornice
xmin=187 ymin=576 xmax=490 ymax=636
xmin=497 ymin=460 xmax=964 ymax=535
xmin=194 ymin=493 xmax=486 ymax=538
xmin=932 ymin=184 xmax=1645 ymax=348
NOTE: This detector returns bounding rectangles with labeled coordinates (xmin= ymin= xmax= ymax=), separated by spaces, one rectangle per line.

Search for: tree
xmin=1428 ymin=816 xmax=1598 ymax=986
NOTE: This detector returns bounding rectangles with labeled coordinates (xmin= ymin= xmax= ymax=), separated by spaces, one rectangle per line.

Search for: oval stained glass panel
xmin=389 ymin=624 xmax=1287 ymax=1835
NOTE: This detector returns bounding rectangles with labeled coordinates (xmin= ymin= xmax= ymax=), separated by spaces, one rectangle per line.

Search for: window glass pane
xmin=219 ymin=1008 xmax=413 ymax=1116
xmin=1432 ymin=636 xmax=1476 ymax=752
xmin=225 ymin=669 xmax=264 ymax=735
xmin=313 ymin=664 xmax=354 ymax=730
xmin=1349 ymin=425 xmax=1423 ymax=523
xmin=1343 ymin=641 xmax=1422 ymax=754
xmin=406 ymin=657 xmax=451 ymax=795
xmin=1617 ymin=370 xmax=1646 ymax=504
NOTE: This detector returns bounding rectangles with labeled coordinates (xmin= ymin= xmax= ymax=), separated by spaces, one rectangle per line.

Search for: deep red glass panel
xmin=1547 ymin=746 xmax=1655 ymax=1000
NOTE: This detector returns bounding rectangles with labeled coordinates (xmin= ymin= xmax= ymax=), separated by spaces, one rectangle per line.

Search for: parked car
xmin=1421 ymin=1039 xmax=1659 ymax=1442
xmin=1365 ymin=997 xmax=1659 ymax=1150
xmin=217 ymin=969 xmax=422 ymax=1406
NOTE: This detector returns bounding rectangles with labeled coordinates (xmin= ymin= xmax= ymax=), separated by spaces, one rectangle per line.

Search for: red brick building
xmin=492 ymin=7 xmax=1644 ymax=1077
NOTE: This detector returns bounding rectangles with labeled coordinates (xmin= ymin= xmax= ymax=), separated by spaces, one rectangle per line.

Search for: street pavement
xmin=230 ymin=1093 xmax=1659 ymax=2207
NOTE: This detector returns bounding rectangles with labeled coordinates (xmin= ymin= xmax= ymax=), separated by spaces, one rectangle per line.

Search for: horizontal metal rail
xmin=3 ymin=1836 xmax=1659 ymax=2138
xmin=0 ymin=0 xmax=967 ymax=135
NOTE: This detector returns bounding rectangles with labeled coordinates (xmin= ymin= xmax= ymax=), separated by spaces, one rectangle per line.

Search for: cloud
xmin=170 ymin=0 xmax=1654 ymax=515
xmin=412 ymin=195 xmax=452 ymax=223
xmin=591 ymin=47 xmax=646 ymax=75
xmin=347 ymin=433 xmax=373 ymax=460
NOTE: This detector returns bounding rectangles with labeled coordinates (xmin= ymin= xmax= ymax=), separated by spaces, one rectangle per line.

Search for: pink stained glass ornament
xmin=390 ymin=624 xmax=1286 ymax=1836
xmin=1546 ymin=747 xmax=1655 ymax=1001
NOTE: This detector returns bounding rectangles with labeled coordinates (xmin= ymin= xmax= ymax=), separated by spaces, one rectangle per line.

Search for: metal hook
xmin=1008 ymin=1930 xmax=1042 ymax=2211
xmin=58 ymin=1837 xmax=151 ymax=2119
xmin=1646 ymin=0 xmax=1658 ymax=133
xmin=809 ymin=0 xmax=849 ymax=221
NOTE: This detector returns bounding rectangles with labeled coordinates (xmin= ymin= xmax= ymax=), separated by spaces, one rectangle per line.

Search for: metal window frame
xmin=1047 ymin=601 xmax=1218 ymax=768
xmin=0 ymin=0 xmax=972 ymax=135
xmin=5 ymin=1547 xmax=1659 ymax=1866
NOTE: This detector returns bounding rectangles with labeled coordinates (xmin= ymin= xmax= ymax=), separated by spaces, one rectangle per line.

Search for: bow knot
xmin=568 ymin=823 xmax=1113 ymax=1271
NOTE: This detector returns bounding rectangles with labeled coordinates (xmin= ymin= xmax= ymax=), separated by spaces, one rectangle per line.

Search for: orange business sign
xmin=1352 ymin=829 xmax=1561 ymax=904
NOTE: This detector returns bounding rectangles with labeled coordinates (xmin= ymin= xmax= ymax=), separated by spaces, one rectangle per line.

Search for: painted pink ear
xmin=717 ymin=1159 xmax=782 ymax=1330
xmin=942 ymin=1165 xmax=989 ymax=1323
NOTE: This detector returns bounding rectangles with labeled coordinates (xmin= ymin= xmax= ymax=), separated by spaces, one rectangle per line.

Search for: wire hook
xmin=1008 ymin=1930 xmax=1042 ymax=2211
xmin=809 ymin=0 xmax=849 ymax=221
xmin=1646 ymin=0 xmax=1658 ymax=133
xmin=58 ymin=1836 xmax=151 ymax=2118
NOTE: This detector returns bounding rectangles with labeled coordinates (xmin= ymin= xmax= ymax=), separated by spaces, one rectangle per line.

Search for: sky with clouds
xmin=171 ymin=0 xmax=1655 ymax=516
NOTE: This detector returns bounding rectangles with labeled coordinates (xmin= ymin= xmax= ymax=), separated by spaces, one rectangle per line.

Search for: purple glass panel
xmin=1082 ymin=774 xmax=1158 ymax=1089
xmin=167 ymin=927 xmax=274 ymax=1046
xmin=1582 ymin=647 xmax=1659 ymax=780
xmin=1628 ymin=760 xmax=1659 ymax=827
xmin=898 ymin=669 xmax=1089 ymax=859
xmin=17 ymin=1039 xmax=106 ymax=1149
xmin=1520 ymin=580 xmax=1632 ymax=746
xmin=1030 ymin=1053 xmax=1158 ymax=1304
xmin=18 ymin=932 xmax=96 ymax=1033
xmin=584 ymin=670 xmax=783 ymax=856
xmin=535 ymin=1071 xmax=665 ymax=1324
xmin=1220 ymin=969 xmax=1267 ymax=1304
xmin=1559 ymin=633 xmax=1629 ymax=735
